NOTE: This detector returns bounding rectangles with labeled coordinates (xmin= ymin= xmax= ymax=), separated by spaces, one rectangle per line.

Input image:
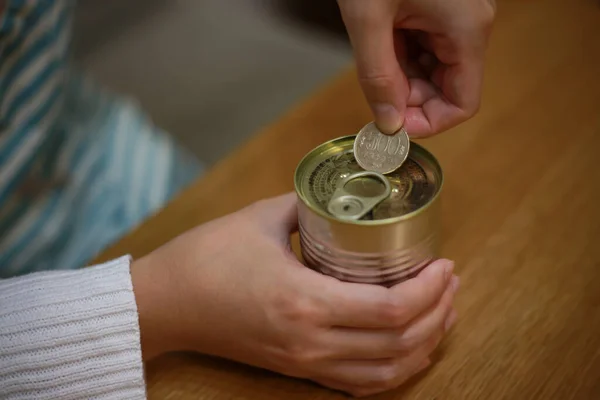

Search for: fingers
xmin=274 ymin=259 xmax=459 ymax=397
xmin=323 ymin=259 xmax=454 ymax=328
xmin=406 ymin=78 xmax=438 ymax=106
xmin=322 ymin=274 xmax=459 ymax=360
xmin=387 ymin=260 xmax=456 ymax=323
xmin=338 ymin=0 xmax=494 ymax=137
xmin=314 ymin=333 xmax=442 ymax=397
xmin=400 ymin=26 xmax=487 ymax=136
xmin=315 ymin=358 xmax=430 ymax=398
xmin=405 ymin=0 xmax=493 ymax=137
xmin=389 ymin=273 xmax=458 ymax=349
xmin=403 ymin=57 xmax=484 ymax=137
xmin=338 ymin=0 xmax=409 ymax=134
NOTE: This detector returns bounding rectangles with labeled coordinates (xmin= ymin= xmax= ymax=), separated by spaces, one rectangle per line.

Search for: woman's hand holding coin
xmin=338 ymin=0 xmax=496 ymax=136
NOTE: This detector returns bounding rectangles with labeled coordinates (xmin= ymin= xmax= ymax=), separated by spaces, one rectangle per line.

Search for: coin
xmin=353 ymin=122 xmax=410 ymax=174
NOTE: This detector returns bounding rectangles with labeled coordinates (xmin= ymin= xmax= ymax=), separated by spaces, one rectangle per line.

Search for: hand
xmin=131 ymin=193 xmax=460 ymax=397
xmin=338 ymin=0 xmax=496 ymax=136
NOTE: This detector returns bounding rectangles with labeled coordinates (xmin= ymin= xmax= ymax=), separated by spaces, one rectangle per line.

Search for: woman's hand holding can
xmin=130 ymin=193 xmax=459 ymax=397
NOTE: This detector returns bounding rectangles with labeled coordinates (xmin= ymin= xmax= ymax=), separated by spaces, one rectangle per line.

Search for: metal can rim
xmin=294 ymin=134 xmax=444 ymax=226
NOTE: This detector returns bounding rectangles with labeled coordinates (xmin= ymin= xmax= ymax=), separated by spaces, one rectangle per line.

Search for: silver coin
xmin=353 ymin=122 xmax=410 ymax=174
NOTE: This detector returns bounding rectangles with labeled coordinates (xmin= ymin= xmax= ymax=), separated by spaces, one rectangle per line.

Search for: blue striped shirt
xmin=0 ymin=0 xmax=202 ymax=277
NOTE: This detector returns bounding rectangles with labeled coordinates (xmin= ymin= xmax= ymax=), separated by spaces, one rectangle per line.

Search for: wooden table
xmin=96 ymin=0 xmax=600 ymax=398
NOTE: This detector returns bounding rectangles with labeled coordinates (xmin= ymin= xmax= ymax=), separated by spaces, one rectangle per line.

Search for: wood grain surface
xmin=96 ymin=0 xmax=600 ymax=398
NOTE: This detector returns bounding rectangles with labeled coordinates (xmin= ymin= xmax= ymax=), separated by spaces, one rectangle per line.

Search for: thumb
xmin=254 ymin=192 xmax=299 ymax=236
xmin=339 ymin=0 xmax=408 ymax=134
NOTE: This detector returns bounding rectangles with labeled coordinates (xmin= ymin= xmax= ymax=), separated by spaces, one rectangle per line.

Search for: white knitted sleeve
xmin=0 ymin=256 xmax=146 ymax=400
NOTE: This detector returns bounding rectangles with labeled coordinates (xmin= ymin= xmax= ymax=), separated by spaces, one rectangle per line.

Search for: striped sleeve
xmin=0 ymin=0 xmax=70 ymax=204
xmin=0 ymin=256 xmax=147 ymax=400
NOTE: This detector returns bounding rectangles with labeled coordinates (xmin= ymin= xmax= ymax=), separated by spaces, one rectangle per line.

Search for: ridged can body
xmin=294 ymin=135 xmax=443 ymax=287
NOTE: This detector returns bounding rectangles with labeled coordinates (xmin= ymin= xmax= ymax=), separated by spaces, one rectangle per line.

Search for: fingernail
xmin=442 ymin=260 xmax=455 ymax=281
xmin=424 ymin=259 xmax=454 ymax=282
xmin=417 ymin=357 xmax=432 ymax=372
xmin=450 ymin=275 xmax=460 ymax=293
xmin=445 ymin=309 xmax=458 ymax=332
xmin=372 ymin=103 xmax=402 ymax=134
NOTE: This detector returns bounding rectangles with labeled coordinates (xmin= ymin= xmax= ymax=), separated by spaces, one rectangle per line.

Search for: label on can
xmin=295 ymin=135 xmax=442 ymax=222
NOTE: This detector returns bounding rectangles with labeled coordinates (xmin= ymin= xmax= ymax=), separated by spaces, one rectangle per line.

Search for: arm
xmin=1 ymin=193 xmax=457 ymax=399
xmin=0 ymin=257 xmax=146 ymax=400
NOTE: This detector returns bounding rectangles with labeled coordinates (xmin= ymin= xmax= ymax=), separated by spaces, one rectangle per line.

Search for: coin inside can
xmin=294 ymin=134 xmax=443 ymax=287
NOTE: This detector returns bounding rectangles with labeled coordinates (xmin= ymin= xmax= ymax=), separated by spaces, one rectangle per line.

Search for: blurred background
xmin=71 ymin=0 xmax=353 ymax=167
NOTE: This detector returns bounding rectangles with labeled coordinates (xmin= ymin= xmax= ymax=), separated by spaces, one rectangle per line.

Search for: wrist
xmin=131 ymin=250 xmax=185 ymax=360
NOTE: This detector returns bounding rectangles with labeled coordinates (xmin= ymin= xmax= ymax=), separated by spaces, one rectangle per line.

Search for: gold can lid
xmin=294 ymin=135 xmax=442 ymax=223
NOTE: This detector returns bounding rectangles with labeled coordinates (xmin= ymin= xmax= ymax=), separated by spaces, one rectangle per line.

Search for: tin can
xmin=294 ymin=135 xmax=443 ymax=287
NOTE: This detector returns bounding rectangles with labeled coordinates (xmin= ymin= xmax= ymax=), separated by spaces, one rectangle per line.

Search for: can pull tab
xmin=327 ymin=171 xmax=392 ymax=221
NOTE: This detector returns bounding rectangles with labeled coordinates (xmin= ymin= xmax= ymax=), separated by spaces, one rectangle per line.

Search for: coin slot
xmin=343 ymin=175 xmax=387 ymax=198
